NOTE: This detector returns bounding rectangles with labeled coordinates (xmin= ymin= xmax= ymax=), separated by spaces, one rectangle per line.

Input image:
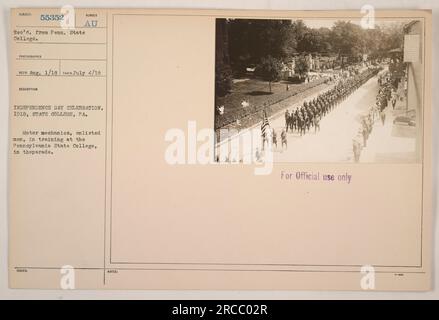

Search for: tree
xmin=215 ymin=19 xmax=233 ymax=96
xmin=381 ymin=22 xmax=405 ymax=51
xmin=215 ymin=63 xmax=233 ymax=97
xmin=294 ymin=56 xmax=310 ymax=79
xmin=316 ymin=27 xmax=333 ymax=53
xmin=297 ymin=29 xmax=320 ymax=53
xmin=228 ymin=19 xmax=296 ymax=71
xmin=256 ymin=56 xmax=283 ymax=93
xmin=291 ymin=19 xmax=308 ymax=47
xmin=331 ymin=21 xmax=365 ymax=60
xmin=222 ymin=17 xmax=410 ymax=79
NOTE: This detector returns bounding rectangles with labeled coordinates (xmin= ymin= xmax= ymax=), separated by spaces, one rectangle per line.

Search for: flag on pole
xmin=261 ymin=112 xmax=270 ymax=137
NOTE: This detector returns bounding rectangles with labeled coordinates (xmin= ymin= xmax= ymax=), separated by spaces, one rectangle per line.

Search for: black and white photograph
xmin=215 ymin=18 xmax=424 ymax=163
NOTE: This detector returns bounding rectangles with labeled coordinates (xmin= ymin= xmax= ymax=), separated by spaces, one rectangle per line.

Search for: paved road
xmin=274 ymin=75 xmax=379 ymax=162
xmin=217 ymin=72 xmax=382 ymax=163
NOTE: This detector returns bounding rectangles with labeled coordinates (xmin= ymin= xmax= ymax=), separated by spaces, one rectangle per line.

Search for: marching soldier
xmin=380 ymin=108 xmax=386 ymax=125
xmin=281 ymin=129 xmax=287 ymax=150
xmin=272 ymin=129 xmax=278 ymax=149
xmin=314 ymin=115 xmax=320 ymax=133
xmin=353 ymin=136 xmax=362 ymax=162
xmin=285 ymin=109 xmax=290 ymax=132
xmin=361 ymin=123 xmax=368 ymax=147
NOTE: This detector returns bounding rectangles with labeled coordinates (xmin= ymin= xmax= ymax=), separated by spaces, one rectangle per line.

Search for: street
xmin=217 ymin=71 xmax=382 ymax=163
xmin=216 ymin=64 xmax=418 ymax=164
xmin=274 ymin=73 xmax=379 ymax=162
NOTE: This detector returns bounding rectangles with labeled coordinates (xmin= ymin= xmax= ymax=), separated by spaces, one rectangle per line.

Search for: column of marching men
xmin=277 ymin=67 xmax=381 ymax=150
xmin=352 ymin=70 xmax=397 ymax=162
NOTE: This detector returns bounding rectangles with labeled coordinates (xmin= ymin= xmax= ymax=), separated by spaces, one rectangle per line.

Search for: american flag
xmin=261 ymin=112 xmax=270 ymax=137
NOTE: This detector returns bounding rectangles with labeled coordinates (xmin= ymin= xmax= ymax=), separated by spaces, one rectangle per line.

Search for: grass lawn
xmin=215 ymin=77 xmax=328 ymax=129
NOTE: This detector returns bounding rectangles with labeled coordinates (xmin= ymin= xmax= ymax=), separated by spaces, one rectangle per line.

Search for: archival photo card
xmin=8 ymin=8 xmax=432 ymax=291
